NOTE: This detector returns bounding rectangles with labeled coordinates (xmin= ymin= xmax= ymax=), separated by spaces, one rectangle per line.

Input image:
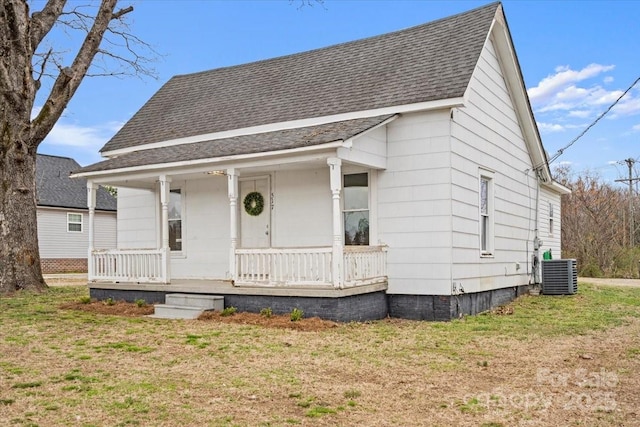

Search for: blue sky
xmin=35 ymin=0 xmax=640 ymax=184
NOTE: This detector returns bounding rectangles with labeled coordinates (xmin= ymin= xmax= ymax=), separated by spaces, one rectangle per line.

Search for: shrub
xmin=290 ymin=308 xmax=304 ymax=322
xmin=260 ymin=307 xmax=272 ymax=318
xmin=579 ymin=262 xmax=603 ymax=278
xmin=221 ymin=306 xmax=237 ymax=317
xmin=135 ymin=299 xmax=146 ymax=308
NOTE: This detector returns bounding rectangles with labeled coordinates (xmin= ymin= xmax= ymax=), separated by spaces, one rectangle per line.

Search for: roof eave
xmin=100 ymin=98 xmax=464 ymax=159
xmin=72 ymin=139 xmax=348 ymax=180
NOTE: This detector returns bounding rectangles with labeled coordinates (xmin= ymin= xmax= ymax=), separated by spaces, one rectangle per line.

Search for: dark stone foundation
xmin=90 ymin=284 xmax=531 ymax=322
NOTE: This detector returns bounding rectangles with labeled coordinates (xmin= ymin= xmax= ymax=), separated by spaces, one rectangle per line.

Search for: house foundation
xmin=89 ymin=281 xmax=532 ymax=322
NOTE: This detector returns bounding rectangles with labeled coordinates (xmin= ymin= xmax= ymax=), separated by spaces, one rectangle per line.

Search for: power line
xmin=546 ymin=75 xmax=640 ymax=166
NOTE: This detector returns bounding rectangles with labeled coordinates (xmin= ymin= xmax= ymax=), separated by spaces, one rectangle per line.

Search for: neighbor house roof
xmin=100 ymin=2 xmax=499 ymax=154
xmin=36 ymin=154 xmax=117 ymax=211
xmin=76 ymin=115 xmax=394 ymax=174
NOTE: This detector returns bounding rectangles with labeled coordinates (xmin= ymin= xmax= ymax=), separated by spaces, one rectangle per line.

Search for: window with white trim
xmin=67 ymin=213 xmax=83 ymax=233
xmin=343 ymin=173 xmax=369 ymax=245
xmin=168 ymin=189 xmax=183 ymax=252
xmin=479 ymin=172 xmax=494 ymax=255
xmin=549 ymin=202 xmax=554 ymax=236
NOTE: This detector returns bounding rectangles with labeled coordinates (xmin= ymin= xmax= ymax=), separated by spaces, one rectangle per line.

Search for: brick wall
xmin=41 ymin=258 xmax=88 ymax=274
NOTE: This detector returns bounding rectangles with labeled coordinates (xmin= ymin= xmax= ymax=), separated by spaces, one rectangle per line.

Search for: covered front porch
xmin=83 ymin=146 xmax=389 ymax=291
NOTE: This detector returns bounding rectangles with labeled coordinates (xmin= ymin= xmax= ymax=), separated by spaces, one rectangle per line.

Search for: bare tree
xmin=0 ymin=0 xmax=151 ymax=294
xmin=554 ymin=165 xmax=632 ymax=277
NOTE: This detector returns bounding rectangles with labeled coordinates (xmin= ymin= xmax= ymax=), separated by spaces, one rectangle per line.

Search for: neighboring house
xmin=73 ymin=3 xmax=569 ymax=321
xmin=36 ymin=154 xmax=116 ymax=273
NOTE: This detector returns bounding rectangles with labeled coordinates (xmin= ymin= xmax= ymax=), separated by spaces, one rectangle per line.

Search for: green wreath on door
xmin=243 ymin=191 xmax=265 ymax=216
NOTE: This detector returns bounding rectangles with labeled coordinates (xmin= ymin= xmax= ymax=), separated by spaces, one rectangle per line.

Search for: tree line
xmin=555 ymin=165 xmax=640 ymax=278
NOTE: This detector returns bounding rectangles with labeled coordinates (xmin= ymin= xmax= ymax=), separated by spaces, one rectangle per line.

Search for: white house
xmin=36 ymin=154 xmax=116 ymax=273
xmin=72 ymin=3 xmax=569 ymax=321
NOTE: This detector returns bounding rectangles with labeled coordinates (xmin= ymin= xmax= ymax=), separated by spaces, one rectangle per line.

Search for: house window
xmin=549 ymin=202 xmax=554 ymax=236
xmin=479 ymin=173 xmax=493 ymax=255
xmin=343 ymin=173 xmax=369 ymax=245
xmin=169 ymin=189 xmax=182 ymax=251
xmin=67 ymin=213 xmax=83 ymax=233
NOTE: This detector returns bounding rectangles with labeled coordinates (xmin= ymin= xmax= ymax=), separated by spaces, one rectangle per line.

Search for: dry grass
xmin=1 ymin=283 xmax=639 ymax=426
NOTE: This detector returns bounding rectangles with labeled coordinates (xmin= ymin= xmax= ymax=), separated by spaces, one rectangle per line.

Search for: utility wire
xmin=546 ymin=75 xmax=640 ymax=166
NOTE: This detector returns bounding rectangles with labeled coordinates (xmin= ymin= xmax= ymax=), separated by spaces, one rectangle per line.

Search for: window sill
xmin=480 ymin=252 xmax=494 ymax=258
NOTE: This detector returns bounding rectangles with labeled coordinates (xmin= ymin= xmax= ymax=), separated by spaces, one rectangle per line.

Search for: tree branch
xmin=29 ymin=0 xmax=66 ymax=54
xmin=30 ymin=0 xmax=125 ymax=145
xmin=112 ymin=6 xmax=133 ymax=20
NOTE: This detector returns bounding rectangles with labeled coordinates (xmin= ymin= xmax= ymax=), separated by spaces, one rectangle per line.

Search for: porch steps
xmin=151 ymin=293 xmax=224 ymax=319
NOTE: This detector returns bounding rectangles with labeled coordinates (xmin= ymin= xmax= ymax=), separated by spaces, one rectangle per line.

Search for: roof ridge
xmin=36 ymin=153 xmax=78 ymax=162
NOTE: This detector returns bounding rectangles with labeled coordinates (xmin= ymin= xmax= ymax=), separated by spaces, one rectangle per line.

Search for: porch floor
xmin=88 ymin=279 xmax=388 ymax=298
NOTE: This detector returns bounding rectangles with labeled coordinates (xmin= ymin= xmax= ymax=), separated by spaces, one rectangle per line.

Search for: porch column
xmin=87 ymin=181 xmax=96 ymax=280
xmin=328 ymin=158 xmax=343 ymax=288
xmin=159 ymin=175 xmax=171 ymax=283
xmin=227 ymin=168 xmax=239 ymax=281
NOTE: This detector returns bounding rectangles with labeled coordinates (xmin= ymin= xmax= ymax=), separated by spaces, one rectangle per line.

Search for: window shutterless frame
xmin=343 ymin=172 xmax=369 ymax=245
xmin=67 ymin=212 xmax=83 ymax=233
xmin=479 ymin=169 xmax=494 ymax=256
xmin=168 ymin=189 xmax=183 ymax=253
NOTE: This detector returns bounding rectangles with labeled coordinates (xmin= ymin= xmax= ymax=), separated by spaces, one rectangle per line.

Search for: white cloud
xmin=604 ymin=76 xmax=614 ymax=84
xmin=527 ymin=63 xmax=615 ymax=105
xmin=611 ymin=96 xmax=640 ymax=117
xmin=40 ymin=119 xmax=123 ymax=157
xmin=537 ymin=122 xmax=565 ymax=133
xmin=632 ymin=124 xmax=640 ymax=132
xmin=568 ymin=110 xmax=591 ymax=119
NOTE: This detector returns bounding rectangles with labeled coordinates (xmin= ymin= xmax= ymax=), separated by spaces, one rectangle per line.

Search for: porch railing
xmin=343 ymin=245 xmax=388 ymax=286
xmin=235 ymin=245 xmax=387 ymax=288
xmin=235 ymin=247 xmax=333 ymax=286
xmin=90 ymin=249 xmax=168 ymax=283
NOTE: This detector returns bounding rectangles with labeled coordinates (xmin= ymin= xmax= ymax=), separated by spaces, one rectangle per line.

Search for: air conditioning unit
xmin=542 ymin=259 xmax=578 ymax=295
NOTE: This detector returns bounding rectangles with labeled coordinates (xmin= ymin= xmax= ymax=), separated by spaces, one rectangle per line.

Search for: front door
xmin=239 ymin=176 xmax=270 ymax=248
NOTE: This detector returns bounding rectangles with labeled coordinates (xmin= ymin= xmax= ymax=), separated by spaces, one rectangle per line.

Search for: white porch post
xmin=159 ymin=175 xmax=171 ymax=283
xmin=328 ymin=158 xmax=343 ymax=288
xmin=227 ymin=169 xmax=239 ymax=282
xmin=86 ymin=181 xmax=96 ymax=280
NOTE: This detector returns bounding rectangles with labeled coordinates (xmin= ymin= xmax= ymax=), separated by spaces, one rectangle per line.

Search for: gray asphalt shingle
xmin=76 ymin=115 xmax=395 ymax=174
xmin=100 ymin=3 xmax=498 ymax=154
xmin=37 ymin=154 xmax=117 ymax=211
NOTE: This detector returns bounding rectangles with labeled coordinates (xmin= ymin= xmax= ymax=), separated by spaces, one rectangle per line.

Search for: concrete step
xmin=165 ymin=293 xmax=224 ymax=310
xmin=151 ymin=304 xmax=206 ymax=320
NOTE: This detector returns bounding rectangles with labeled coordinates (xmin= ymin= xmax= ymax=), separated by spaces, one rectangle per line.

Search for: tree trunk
xmin=0 ymin=0 xmax=131 ymax=293
xmin=0 ymin=127 xmax=46 ymax=292
xmin=0 ymin=1 xmax=47 ymax=293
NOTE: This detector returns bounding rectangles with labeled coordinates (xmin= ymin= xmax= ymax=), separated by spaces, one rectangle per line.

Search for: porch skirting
xmin=89 ymin=281 xmax=532 ymax=322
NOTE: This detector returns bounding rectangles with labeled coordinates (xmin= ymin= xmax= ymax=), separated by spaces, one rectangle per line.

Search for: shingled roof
xmin=100 ymin=2 xmax=499 ymax=154
xmin=36 ymin=154 xmax=116 ymax=211
xmin=77 ymin=115 xmax=394 ymax=174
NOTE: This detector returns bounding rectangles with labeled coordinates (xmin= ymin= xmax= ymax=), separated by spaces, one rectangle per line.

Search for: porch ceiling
xmin=74 ymin=115 xmax=394 ymax=178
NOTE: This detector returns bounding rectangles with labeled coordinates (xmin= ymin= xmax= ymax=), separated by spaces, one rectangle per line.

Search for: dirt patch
xmin=60 ymin=300 xmax=154 ymax=316
xmin=60 ymin=300 xmax=339 ymax=331
xmin=199 ymin=310 xmax=338 ymax=331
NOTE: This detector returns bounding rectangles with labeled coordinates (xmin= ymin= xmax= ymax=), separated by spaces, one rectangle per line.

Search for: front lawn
xmin=1 ymin=283 xmax=639 ymax=426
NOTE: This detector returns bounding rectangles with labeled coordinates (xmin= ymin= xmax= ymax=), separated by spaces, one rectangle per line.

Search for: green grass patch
xmin=12 ymin=381 xmax=43 ymax=389
xmin=306 ymin=406 xmax=337 ymax=417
